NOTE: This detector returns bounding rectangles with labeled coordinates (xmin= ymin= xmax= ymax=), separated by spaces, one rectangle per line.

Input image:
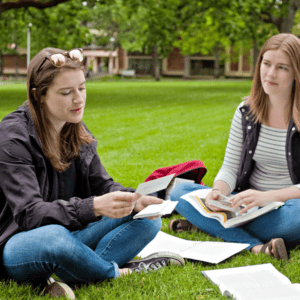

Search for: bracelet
xmin=212 ymin=188 xmax=219 ymax=192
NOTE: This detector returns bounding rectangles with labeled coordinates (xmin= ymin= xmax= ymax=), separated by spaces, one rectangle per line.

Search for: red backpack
xmin=145 ymin=160 xmax=207 ymax=200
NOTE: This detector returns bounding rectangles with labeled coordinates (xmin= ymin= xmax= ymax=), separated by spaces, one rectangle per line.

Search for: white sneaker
xmin=123 ymin=251 xmax=185 ymax=273
xmin=44 ymin=277 xmax=75 ymax=299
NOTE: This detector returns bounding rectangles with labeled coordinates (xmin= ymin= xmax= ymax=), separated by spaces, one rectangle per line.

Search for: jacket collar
xmin=15 ymin=105 xmax=43 ymax=150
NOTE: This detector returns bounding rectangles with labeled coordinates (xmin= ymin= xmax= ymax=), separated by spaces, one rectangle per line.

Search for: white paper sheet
xmin=133 ymin=200 xmax=178 ymax=219
xmin=135 ymin=173 xmax=175 ymax=196
xmin=138 ymin=231 xmax=249 ymax=264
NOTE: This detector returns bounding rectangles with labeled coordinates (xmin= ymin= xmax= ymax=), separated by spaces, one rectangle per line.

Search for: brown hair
xmin=246 ymin=33 xmax=300 ymax=129
xmin=25 ymin=47 xmax=95 ymax=172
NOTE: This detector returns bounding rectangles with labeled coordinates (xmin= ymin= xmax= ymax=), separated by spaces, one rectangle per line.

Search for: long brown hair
xmin=246 ymin=33 xmax=300 ymax=129
xmin=25 ymin=47 xmax=95 ymax=172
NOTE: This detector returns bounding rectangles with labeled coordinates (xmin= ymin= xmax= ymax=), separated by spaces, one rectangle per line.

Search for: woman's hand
xmin=134 ymin=195 xmax=164 ymax=220
xmin=230 ymin=189 xmax=276 ymax=214
xmin=205 ymin=189 xmax=228 ymax=212
xmin=93 ymin=191 xmax=140 ymax=219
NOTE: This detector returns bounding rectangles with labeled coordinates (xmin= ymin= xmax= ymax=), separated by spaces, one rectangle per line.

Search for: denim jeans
xmin=171 ymin=183 xmax=300 ymax=250
xmin=3 ymin=213 xmax=162 ymax=284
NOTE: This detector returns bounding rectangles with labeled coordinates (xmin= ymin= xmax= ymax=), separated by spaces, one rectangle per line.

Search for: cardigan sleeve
xmin=214 ymin=101 xmax=244 ymax=192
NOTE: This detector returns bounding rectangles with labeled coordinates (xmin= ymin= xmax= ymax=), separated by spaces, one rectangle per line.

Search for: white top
xmin=214 ymin=101 xmax=300 ymax=192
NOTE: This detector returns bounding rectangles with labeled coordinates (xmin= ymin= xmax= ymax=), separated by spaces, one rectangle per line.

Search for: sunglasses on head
xmin=37 ymin=48 xmax=83 ymax=72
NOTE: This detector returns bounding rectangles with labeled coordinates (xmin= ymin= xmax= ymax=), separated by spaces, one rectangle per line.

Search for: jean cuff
xmin=112 ymin=261 xmax=119 ymax=278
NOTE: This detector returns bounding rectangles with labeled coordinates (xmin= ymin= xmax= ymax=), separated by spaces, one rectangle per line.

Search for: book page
xmin=183 ymin=194 xmax=235 ymax=223
xmin=234 ymin=283 xmax=300 ymax=300
xmin=224 ymin=202 xmax=284 ymax=228
xmin=181 ymin=240 xmax=249 ymax=264
xmin=138 ymin=231 xmax=249 ymax=264
xmin=209 ymin=199 xmax=242 ymax=213
xmin=135 ymin=173 xmax=175 ymax=196
xmin=202 ymin=264 xmax=291 ymax=295
xmin=138 ymin=231 xmax=198 ymax=257
xmin=133 ymin=200 xmax=178 ymax=219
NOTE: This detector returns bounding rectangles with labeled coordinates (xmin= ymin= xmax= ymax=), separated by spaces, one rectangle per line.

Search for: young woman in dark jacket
xmin=170 ymin=33 xmax=300 ymax=261
xmin=0 ymin=48 xmax=184 ymax=298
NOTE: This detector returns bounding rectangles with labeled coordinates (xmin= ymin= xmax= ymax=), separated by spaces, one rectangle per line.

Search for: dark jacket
xmin=0 ymin=105 xmax=135 ymax=249
xmin=235 ymin=104 xmax=300 ymax=192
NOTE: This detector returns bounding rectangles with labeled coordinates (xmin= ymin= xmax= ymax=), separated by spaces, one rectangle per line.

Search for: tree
xmin=261 ymin=0 xmax=300 ymax=33
xmin=25 ymin=0 xmax=92 ymax=58
xmin=89 ymin=0 xmax=182 ymax=81
xmin=0 ymin=0 xmax=93 ymax=76
xmin=176 ymin=0 xmax=300 ymax=75
xmin=0 ymin=8 xmax=27 ymax=75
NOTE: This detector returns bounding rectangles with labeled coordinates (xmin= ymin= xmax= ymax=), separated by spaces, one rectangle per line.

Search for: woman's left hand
xmin=230 ymin=189 xmax=276 ymax=214
xmin=134 ymin=195 xmax=164 ymax=220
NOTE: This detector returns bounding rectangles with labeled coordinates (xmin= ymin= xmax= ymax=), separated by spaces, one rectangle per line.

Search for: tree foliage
xmin=1 ymin=0 xmax=299 ymax=78
xmin=175 ymin=0 xmax=299 ymax=70
xmin=0 ymin=0 xmax=93 ymax=75
xmin=0 ymin=8 xmax=27 ymax=74
xmin=25 ymin=0 xmax=92 ymax=57
xmin=88 ymin=0 xmax=183 ymax=80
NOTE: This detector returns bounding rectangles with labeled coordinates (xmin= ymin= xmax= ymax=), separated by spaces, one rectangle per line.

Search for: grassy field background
xmin=1 ymin=79 xmax=300 ymax=299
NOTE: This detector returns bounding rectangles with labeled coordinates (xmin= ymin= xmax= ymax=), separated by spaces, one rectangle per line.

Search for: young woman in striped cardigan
xmin=170 ymin=33 xmax=300 ymax=261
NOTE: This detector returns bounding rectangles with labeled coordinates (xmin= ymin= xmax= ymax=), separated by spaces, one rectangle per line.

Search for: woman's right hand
xmin=93 ymin=191 xmax=140 ymax=218
xmin=205 ymin=189 xmax=227 ymax=212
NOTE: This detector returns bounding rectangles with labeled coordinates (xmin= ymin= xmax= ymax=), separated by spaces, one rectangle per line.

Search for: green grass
xmin=1 ymin=79 xmax=300 ymax=299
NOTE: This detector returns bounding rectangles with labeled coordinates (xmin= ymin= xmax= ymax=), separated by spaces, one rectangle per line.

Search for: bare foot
xmin=118 ymin=268 xmax=132 ymax=277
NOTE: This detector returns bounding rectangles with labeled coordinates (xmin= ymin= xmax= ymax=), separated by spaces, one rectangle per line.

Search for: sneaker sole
xmin=44 ymin=282 xmax=75 ymax=299
xmin=132 ymin=251 xmax=185 ymax=266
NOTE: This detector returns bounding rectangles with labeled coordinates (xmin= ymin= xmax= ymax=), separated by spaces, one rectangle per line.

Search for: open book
xmin=133 ymin=174 xmax=178 ymax=218
xmin=202 ymin=263 xmax=300 ymax=300
xmin=181 ymin=188 xmax=284 ymax=228
xmin=138 ymin=231 xmax=249 ymax=264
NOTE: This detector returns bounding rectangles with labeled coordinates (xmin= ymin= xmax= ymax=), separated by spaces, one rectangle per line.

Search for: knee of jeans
xmin=170 ymin=182 xmax=197 ymax=201
xmin=4 ymin=225 xmax=73 ymax=264
xmin=33 ymin=225 xmax=75 ymax=260
xmin=137 ymin=217 xmax=162 ymax=238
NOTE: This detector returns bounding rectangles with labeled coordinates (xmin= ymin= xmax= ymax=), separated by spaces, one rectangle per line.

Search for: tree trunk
xmin=277 ymin=0 xmax=300 ymax=33
xmin=13 ymin=44 xmax=19 ymax=76
xmin=214 ymin=42 xmax=220 ymax=78
xmin=152 ymin=45 xmax=160 ymax=81
xmin=183 ymin=55 xmax=190 ymax=78
xmin=14 ymin=56 xmax=19 ymax=76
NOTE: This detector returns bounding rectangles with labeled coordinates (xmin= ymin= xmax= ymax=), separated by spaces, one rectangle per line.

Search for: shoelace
xmin=135 ymin=260 xmax=167 ymax=273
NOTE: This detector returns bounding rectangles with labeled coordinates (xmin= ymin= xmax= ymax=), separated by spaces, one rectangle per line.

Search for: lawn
xmin=0 ymin=79 xmax=299 ymax=299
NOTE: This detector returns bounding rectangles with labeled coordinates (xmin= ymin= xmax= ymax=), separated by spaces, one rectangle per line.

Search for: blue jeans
xmin=171 ymin=183 xmax=300 ymax=250
xmin=3 ymin=213 xmax=161 ymax=284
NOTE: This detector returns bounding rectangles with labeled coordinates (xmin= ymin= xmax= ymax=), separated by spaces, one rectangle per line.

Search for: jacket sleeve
xmin=88 ymin=152 xmax=136 ymax=196
xmin=0 ymin=124 xmax=99 ymax=232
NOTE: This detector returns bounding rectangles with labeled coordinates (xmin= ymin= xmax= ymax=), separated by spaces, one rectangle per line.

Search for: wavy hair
xmin=25 ymin=47 xmax=95 ymax=172
xmin=246 ymin=33 xmax=300 ymax=129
